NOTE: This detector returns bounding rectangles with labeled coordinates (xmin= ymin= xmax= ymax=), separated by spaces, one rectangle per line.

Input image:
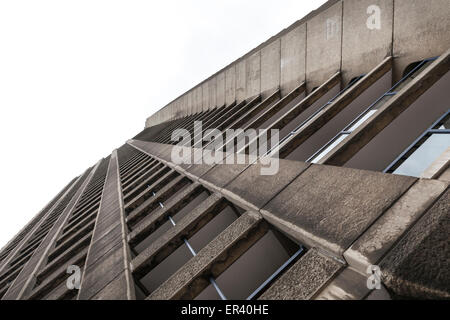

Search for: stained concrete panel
xmin=344 ymin=179 xmax=448 ymax=275
xmin=187 ymin=91 xmax=194 ymax=115
xmin=225 ymin=66 xmax=236 ymax=105
xmin=261 ymin=164 xmax=416 ymax=256
xmin=342 ymin=0 xmax=393 ymax=84
xmin=202 ymin=82 xmax=209 ymax=111
xmin=246 ymin=51 xmax=261 ymax=99
xmin=216 ymin=72 xmax=225 ymax=107
xmin=380 ymin=190 xmax=450 ymax=299
xmin=236 ymin=60 xmax=246 ymax=102
xmin=306 ymin=2 xmax=343 ymax=91
xmin=222 ymin=159 xmax=309 ymax=212
xmin=260 ymin=249 xmax=343 ymax=300
xmin=393 ymin=0 xmax=450 ymax=81
xmin=194 ymin=86 xmax=203 ymax=114
xmin=281 ymin=24 xmax=306 ymax=95
xmin=261 ymin=39 xmax=281 ymax=97
xmin=208 ymin=77 xmax=217 ymax=109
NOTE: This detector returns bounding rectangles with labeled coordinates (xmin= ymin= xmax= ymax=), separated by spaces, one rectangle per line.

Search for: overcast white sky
xmin=0 ymin=0 xmax=326 ymax=249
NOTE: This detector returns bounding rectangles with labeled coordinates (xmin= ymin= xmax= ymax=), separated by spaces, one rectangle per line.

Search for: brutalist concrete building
xmin=1 ymin=0 xmax=449 ymax=300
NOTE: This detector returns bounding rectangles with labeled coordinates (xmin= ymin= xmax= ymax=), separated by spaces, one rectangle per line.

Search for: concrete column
xmin=78 ymin=151 xmax=135 ymax=300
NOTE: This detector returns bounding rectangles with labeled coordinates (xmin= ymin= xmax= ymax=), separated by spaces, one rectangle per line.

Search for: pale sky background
xmin=0 ymin=0 xmax=326 ymax=249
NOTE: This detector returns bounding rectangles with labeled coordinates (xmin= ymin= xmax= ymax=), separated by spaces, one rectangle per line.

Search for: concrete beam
xmin=393 ymin=0 xmax=450 ymax=81
xmin=261 ymin=39 xmax=281 ymax=97
xmin=306 ymin=1 xmax=343 ymax=91
xmin=78 ymin=152 xmax=135 ymax=300
xmin=260 ymin=249 xmax=343 ymax=300
xmin=321 ymin=50 xmax=450 ymax=166
xmin=147 ymin=211 xmax=267 ymax=300
xmin=280 ymin=24 xmax=306 ymax=95
xmin=342 ymin=0 xmax=393 ymax=84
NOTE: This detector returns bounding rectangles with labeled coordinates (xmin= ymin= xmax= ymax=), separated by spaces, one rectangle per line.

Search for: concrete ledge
xmin=345 ymin=179 xmax=448 ymax=275
xmin=261 ymin=164 xmax=416 ymax=257
xmin=380 ymin=189 xmax=450 ymax=299
xmin=315 ymin=267 xmax=372 ymax=300
xmin=148 ymin=211 xmax=267 ymax=300
xmin=260 ymin=248 xmax=343 ymax=300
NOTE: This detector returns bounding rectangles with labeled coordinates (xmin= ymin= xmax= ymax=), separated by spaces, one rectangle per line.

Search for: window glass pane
xmin=348 ymin=110 xmax=378 ymax=132
xmin=394 ymin=134 xmax=450 ymax=177
xmin=311 ymin=134 xmax=349 ymax=164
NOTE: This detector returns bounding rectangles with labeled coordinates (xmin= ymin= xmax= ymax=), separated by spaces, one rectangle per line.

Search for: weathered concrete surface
xmin=261 ymin=39 xmax=281 ymax=97
xmin=315 ymin=267 xmax=372 ymax=300
xmin=225 ymin=66 xmax=236 ymax=105
xmin=306 ymin=2 xmax=342 ymax=91
xmin=148 ymin=212 xmax=267 ymax=300
xmin=202 ymin=82 xmax=209 ymax=111
xmin=236 ymin=60 xmax=246 ymax=102
xmin=194 ymin=86 xmax=203 ymax=114
xmin=221 ymin=159 xmax=309 ymax=212
xmin=78 ymin=152 xmax=134 ymax=300
xmin=260 ymin=249 xmax=343 ymax=300
xmin=421 ymin=148 xmax=450 ymax=180
xmin=393 ymin=0 xmax=450 ymax=81
xmin=439 ymin=167 xmax=450 ymax=183
xmin=246 ymin=52 xmax=261 ymax=99
xmin=280 ymin=24 xmax=306 ymax=95
xmin=345 ymin=179 xmax=448 ymax=275
xmin=261 ymin=164 xmax=416 ymax=257
xmin=208 ymin=77 xmax=217 ymax=109
xmin=380 ymin=190 xmax=450 ymax=300
xmin=342 ymin=0 xmax=393 ymax=84
xmin=2 ymin=167 xmax=94 ymax=300
xmin=198 ymin=155 xmax=257 ymax=193
xmin=216 ymin=72 xmax=225 ymax=107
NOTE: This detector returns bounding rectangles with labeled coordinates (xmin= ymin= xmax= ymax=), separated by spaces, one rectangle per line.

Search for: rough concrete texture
xmin=345 ymin=179 xmax=448 ymax=275
xmin=202 ymin=82 xmax=209 ymax=111
xmin=393 ymin=0 xmax=450 ymax=81
xmin=261 ymin=164 xmax=416 ymax=256
xmin=260 ymin=249 xmax=343 ymax=300
xmin=342 ymin=0 xmax=393 ymax=84
xmin=236 ymin=60 xmax=246 ymax=102
xmin=221 ymin=159 xmax=309 ymax=212
xmin=261 ymin=39 xmax=281 ymax=97
xmin=225 ymin=66 xmax=236 ymax=105
xmin=315 ymin=267 xmax=372 ymax=300
xmin=78 ymin=153 xmax=132 ymax=300
xmin=439 ymin=167 xmax=450 ymax=183
xmin=216 ymin=72 xmax=225 ymax=107
xmin=306 ymin=1 xmax=342 ymax=91
xmin=148 ymin=212 xmax=267 ymax=300
xmin=280 ymin=24 xmax=306 ymax=95
xmin=208 ymin=77 xmax=217 ymax=109
xmin=246 ymin=52 xmax=261 ymax=99
xmin=198 ymin=154 xmax=258 ymax=193
xmin=380 ymin=190 xmax=450 ymax=300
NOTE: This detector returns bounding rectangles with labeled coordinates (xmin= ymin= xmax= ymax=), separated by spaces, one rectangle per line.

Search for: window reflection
xmin=394 ymin=134 xmax=449 ymax=177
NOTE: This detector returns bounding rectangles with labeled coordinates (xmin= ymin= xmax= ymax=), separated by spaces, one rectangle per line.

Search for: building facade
xmin=0 ymin=0 xmax=449 ymax=300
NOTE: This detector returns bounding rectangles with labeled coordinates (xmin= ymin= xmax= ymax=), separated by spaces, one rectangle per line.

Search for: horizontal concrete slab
xmin=261 ymin=164 xmax=416 ymax=257
xmin=260 ymin=249 xmax=343 ymax=300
